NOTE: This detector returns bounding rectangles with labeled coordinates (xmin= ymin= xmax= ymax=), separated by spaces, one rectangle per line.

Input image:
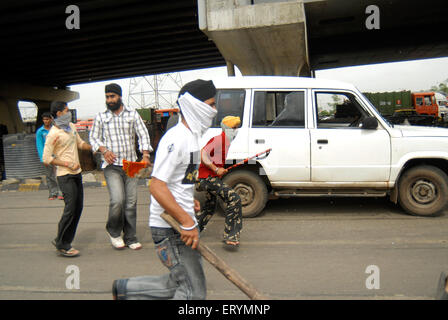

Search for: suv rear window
xmin=252 ymin=91 xmax=305 ymax=127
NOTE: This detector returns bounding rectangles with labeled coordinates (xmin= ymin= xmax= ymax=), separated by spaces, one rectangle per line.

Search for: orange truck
xmin=412 ymin=92 xmax=441 ymax=117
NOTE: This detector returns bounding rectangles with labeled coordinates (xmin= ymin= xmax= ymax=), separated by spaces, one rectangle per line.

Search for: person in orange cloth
xmin=196 ymin=116 xmax=242 ymax=248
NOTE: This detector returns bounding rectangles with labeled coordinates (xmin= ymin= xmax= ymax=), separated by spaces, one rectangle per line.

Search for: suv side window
xmin=315 ymin=92 xmax=370 ymax=128
xmin=211 ymin=89 xmax=245 ymax=127
xmin=252 ymin=91 xmax=305 ymax=127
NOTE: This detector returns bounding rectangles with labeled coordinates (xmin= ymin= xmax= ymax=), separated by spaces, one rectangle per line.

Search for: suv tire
xmin=398 ymin=165 xmax=448 ymax=217
xmin=222 ymin=169 xmax=268 ymax=218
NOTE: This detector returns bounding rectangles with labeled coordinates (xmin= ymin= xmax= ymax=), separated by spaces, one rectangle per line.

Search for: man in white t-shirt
xmin=112 ymin=79 xmax=217 ymax=300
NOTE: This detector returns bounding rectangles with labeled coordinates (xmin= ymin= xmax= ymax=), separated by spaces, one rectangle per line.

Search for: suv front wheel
xmin=398 ymin=165 xmax=448 ymax=217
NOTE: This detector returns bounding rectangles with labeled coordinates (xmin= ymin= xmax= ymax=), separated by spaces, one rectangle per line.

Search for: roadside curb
xmin=0 ymin=173 xmax=151 ymax=192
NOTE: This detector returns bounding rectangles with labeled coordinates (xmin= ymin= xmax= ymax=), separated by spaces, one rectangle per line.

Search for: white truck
xmin=199 ymin=76 xmax=448 ymax=218
xmin=435 ymin=92 xmax=448 ymax=120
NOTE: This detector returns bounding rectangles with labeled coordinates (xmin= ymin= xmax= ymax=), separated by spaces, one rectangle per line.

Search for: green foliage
xmin=319 ymin=110 xmax=331 ymax=117
xmin=430 ymin=79 xmax=448 ymax=94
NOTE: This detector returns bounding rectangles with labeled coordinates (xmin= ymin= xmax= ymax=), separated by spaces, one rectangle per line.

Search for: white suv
xmin=199 ymin=76 xmax=448 ymax=218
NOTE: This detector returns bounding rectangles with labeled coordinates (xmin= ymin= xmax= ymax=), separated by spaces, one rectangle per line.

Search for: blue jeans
xmin=103 ymin=165 xmax=138 ymax=245
xmin=114 ymin=227 xmax=206 ymax=300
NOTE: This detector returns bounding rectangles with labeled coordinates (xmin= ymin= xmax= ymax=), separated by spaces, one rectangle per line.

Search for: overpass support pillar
xmin=198 ymin=0 xmax=311 ymax=77
xmin=0 ymin=83 xmax=79 ymax=134
xmin=0 ymin=98 xmax=24 ymax=134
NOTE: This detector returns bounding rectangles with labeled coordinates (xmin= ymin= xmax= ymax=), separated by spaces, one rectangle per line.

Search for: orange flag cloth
xmin=122 ymin=159 xmax=147 ymax=178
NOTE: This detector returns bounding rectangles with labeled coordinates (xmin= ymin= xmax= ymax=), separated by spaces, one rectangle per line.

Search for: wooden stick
xmin=226 ymin=148 xmax=272 ymax=171
xmin=161 ymin=212 xmax=268 ymax=300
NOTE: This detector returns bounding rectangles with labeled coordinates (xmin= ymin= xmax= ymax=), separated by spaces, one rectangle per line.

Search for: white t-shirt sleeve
xmin=151 ymin=136 xmax=181 ymax=183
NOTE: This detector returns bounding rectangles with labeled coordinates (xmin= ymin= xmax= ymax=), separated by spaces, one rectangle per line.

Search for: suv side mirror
xmin=361 ymin=117 xmax=378 ymax=129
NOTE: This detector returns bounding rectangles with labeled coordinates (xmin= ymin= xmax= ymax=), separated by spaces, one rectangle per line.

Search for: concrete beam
xmin=0 ymin=83 xmax=79 ymax=134
xmin=199 ymin=0 xmax=311 ymax=76
xmin=0 ymin=83 xmax=79 ymax=102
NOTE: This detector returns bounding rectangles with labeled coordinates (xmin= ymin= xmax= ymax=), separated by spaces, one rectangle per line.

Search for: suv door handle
xmin=255 ymin=139 xmax=265 ymax=144
xmin=317 ymin=139 xmax=328 ymax=144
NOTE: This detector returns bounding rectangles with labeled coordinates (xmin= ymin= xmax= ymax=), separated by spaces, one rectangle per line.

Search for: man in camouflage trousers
xmin=196 ymin=116 xmax=242 ymax=248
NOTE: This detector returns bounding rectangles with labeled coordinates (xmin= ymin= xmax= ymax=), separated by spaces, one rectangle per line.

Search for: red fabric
xmin=198 ymin=131 xmax=230 ymax=179
xmin=122 ymin=159 xmax=147 ymax=177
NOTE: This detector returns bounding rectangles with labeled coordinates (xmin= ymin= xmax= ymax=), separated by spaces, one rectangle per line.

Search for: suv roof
xmin=212 ymin=76 xmax=357 ymax=91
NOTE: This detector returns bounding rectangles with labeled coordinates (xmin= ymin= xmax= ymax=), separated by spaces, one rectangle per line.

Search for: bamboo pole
xmin=161 ymin=212 xmax=268 ymax=300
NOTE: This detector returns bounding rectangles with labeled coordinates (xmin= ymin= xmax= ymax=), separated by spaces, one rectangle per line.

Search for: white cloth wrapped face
xmin=220 ymin=115 xmax=241 ymax=142
xmin=177 ymin=92 xmax=217 ymax=138
xmin=221 ymin=123 xmax=239 ymax=142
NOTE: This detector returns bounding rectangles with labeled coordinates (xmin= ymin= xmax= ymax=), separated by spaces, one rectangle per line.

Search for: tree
xmin=430 ymin=79 xmax=448 ymax=95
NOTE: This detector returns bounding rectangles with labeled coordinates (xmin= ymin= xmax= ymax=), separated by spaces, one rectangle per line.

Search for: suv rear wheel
xmin=222 ymin=169 xmax=268 ymax=218
xmin=398 ymin=165 xmax=448 ymax=217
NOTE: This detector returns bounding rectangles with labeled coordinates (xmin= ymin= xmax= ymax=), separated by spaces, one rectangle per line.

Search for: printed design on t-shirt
xmin=182 ymin=151 xmax=200 ymax=185
xmin=167 ymin=143 xmax=174 ymax=153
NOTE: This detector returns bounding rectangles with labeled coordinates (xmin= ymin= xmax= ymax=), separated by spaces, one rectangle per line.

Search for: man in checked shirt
xmin=90 ymin=83 xmax=152 ymax=250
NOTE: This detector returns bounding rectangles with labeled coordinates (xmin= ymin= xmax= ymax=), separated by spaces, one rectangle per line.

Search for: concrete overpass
xmin=1 ymin=0 xmax=447 ymax=133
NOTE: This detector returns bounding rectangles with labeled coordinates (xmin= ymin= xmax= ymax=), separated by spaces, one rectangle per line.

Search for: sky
xmin=20 ymin=56 xmax=448 ymax=120
xmin=316 ymin=57 xmax=448 ymax=93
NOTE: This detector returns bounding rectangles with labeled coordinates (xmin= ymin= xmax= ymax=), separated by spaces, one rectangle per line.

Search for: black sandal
xmin=223 ymin=239 xmax=240 ymax=250
xmin=57 ymin=247 xmax=80 ymax=257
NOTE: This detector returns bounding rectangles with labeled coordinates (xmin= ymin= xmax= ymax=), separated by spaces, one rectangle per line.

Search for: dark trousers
xmin=55 ymin=173 xmax=83 ymax=251
xmin=196 ymin=176 xmax=242 ymax=242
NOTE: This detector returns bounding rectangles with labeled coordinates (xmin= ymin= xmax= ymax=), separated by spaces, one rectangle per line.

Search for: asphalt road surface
xmin=0 ymin=186 xmax=447 ymax=300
